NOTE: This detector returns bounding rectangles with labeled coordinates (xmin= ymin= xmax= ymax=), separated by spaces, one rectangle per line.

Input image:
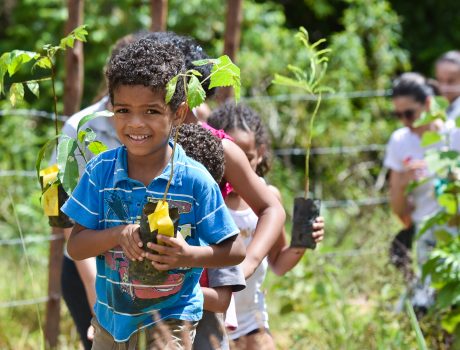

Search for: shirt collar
xmin=113 ymin=140 xmax=185 ymax=187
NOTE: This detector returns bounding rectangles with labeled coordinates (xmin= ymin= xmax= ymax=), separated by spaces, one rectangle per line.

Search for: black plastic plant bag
xmin=128 ymin=201 xmax=180 ymax=285
xmin=291 ymin=197 xmax=320 ymax=249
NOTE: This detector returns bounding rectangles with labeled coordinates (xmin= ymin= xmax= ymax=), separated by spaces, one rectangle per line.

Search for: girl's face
xmin=392 ymin=96 xmax=427 ymax=130
xmin=112 ymin=84 xmax=177 ymax=160
xmin=435 ymin=61 xmax=460 ymax=103
xmin=226 ymin=129 xmax=262 ymax=173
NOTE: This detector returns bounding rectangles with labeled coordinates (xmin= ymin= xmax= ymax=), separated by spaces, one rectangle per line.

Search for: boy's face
xmin=112 ymin=85 xmax=175 ymax=159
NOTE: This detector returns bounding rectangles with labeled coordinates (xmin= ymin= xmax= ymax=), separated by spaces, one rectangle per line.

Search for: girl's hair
xmin=391 ymin=72 xmax=438 ymax=103
xmin=174 ymin=124 xmax=225 ymax=183
xmin=436 ymin=50 xmax=460 ymax=68
xmin=207 ymin=102 xmax=271 ymax=176
xmin=105 ymin=38 xmax=185 ymax=111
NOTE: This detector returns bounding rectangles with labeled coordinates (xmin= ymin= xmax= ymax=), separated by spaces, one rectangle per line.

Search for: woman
xmin=384 ymin=72 xmax=441 ymax=313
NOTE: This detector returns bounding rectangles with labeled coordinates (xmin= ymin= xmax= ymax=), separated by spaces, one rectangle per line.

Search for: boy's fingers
xmin=146 ymin=241 xmax=177 ymax=254
xmin=151 ymin=261 xmax=170 ymax=271
xmin=156 ymin=235 xmax=179 ymax=246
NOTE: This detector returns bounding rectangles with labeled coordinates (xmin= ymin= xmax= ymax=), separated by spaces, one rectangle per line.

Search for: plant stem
xmin=50 ymin=61 xmax=59 ymax=152
xmin=162 ymin=106 xmax=187 ymax=202
xmin=305 ymin=93 xmax=322 ymax=198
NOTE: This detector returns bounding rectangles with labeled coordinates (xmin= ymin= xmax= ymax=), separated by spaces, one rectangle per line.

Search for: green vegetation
xmin=1 ymin=0 xmax=459 ymax=349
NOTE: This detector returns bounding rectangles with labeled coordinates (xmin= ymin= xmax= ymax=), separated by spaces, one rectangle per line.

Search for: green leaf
xmin=9 ymin=83 xmax=24 ymax=106
xmin=420 ymin=130 xmax=442 ymax=147
xmin=456 ymin=118 xmax=460 ymax=128
xmin=76 ymin=110 xmax=113 ymax=135
xmin=87 ymin=141 xmax=108 ymax=156
xmin=77 ymin=128 xmax=96 ymax=144
xmin=34 ymin=56 xmax=52 ymax=70
xmin=438 ymin=193 xmax=458 ymax=215
xmin=35 ymin=135 xmax=62 ymax=182
xmin=7 ymin=50 xmax=37 ymax=76
xmin=189 ymin=69 xmax=202 ymax=77
xmin=26 ymin=81 xmax=39 ymax=98
xmin=57 ymin=137 xmax=79 ymax=195
xmin=208 ymin=55 xmax=241 ymax=101
xmin=434 ymin=229 xmax=454 ymax=244
xmin=441 ymin=309 xmax=460 ymax=334
xmin=165 ymin=75 xmax=178 ymax=104
xmin=413 ymin=111 xmax=440 ymax=128
xmin=272 ymin=74 xmax=310 ymax=92
xmin=192 ymin=58 xmax=217 ymax=66
xmin=436 ymin=282 xmax=460 ymax=309
xmin=186 ymin=75 xmax=206 ymax=110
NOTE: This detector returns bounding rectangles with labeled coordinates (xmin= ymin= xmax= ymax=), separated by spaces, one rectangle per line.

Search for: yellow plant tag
xmin=148 ymin=200 xmax=174 ymax=245
xmin=40 ymin=164 xmax=59 ymax=216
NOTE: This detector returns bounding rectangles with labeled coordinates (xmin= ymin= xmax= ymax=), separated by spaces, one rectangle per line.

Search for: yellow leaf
xmin=148 ymin=200 xmax=174 ymax=245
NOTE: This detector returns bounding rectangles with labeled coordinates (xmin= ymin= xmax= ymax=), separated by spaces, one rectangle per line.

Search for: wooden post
xmin=63 ymin=0 xmax=84 ymax=118
xmin=44 ymin=1 xmax=84 ymax=348
xmin=150 ymin=0 xmax=168 ymax=32
xmin=218 ymin=0 xmax=243 ymax=102
xmin=44 ymin=228 xmax=65 ymax=349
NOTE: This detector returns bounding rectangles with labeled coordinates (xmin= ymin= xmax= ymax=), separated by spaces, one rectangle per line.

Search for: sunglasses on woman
xmin=393 ymin=109 xmax=416 ymax=121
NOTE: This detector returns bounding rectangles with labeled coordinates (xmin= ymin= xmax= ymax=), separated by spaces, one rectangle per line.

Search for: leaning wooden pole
xmin=44 ymin=1 xmax=84 ymax=348
xmin=63 ymin=0 xmax=84 ymax=117
xmin=150 ymin=0 xmax=168 ymax=32
xmin=218 ymin=0 xmax=243 ymax=102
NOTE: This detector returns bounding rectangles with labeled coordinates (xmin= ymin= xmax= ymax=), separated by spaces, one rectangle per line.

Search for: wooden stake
xmin=44 ymin=227 xmax=65 ymax=349
xmin=217 ymin=0 xmax=243 ymax=103
xmin=150 ymin=0 xmax=168 ymax=32
xmin=63 ymin=0 xmax=84 ymax=118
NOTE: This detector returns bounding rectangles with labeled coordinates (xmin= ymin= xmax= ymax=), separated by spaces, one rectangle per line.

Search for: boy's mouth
xmin=128 ymin=134 xmax=151 ymax=141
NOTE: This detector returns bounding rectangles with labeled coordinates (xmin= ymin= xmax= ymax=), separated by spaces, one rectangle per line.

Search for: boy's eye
xmin=146 ymin=109 xmax=161 ymax=115
xmin=114 ymin=108 xmax=128 ymax=114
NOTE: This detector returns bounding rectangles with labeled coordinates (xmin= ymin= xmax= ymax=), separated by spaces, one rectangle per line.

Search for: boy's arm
xmin=145 ymin=234 xmax=245 ymax=270
xmin=67 ymin=223 xmax=145 ymax=261
xmin=222 ymin=140 xmax=286 ymax=279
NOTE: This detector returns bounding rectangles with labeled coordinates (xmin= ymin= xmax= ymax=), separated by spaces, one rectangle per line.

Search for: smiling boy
xmin=62 ymin=38 xmax=245 ymax=349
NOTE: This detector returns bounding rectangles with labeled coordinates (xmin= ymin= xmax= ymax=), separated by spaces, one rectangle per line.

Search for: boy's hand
xmin=312 ymin=216 xmax=325 ymax=244
xmin=144 ymin=233 xmax=194 ymax=270
xmin=118 ymin=224 xmax=144 ymax=261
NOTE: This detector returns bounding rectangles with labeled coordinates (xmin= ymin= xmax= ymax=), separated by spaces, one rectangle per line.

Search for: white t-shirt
xmin=384 ymin=127 xmax=441 ymax=224
xmin=228 ymin=207 xmax=269 ymax=340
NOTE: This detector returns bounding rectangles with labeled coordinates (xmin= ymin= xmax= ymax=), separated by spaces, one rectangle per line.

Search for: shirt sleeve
xmin=195 ymin=182 xmax=239 ymax=245
xmin=207 ymin=265 xmax=246 ymax=292
xmin=384 ymin=134 xmax=404 ymax=172
xmin=61 ymin=160 xmax=101 ymax=229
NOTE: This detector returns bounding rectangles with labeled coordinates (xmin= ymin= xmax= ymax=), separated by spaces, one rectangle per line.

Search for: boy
xmin=62 ymin=38 xmax=245 ymax=349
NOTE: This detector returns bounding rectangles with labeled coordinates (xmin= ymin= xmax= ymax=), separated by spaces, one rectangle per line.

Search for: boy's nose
xmin=127 ymin=113 xmax=146 ymax=127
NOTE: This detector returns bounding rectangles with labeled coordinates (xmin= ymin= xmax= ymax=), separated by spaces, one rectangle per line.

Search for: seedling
xmin=0 ymin=25 xmax=104 ymax=227
xmin=272 ymin=27 xmax=333 ymax=248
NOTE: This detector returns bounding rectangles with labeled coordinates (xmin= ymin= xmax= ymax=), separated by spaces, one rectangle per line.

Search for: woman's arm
xmin=222 ymin=139 xmax=286 ymax=279
xmin=389 ymin=170 xmax=413 ymax=226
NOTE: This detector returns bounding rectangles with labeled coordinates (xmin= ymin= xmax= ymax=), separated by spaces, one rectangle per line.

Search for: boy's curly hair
xmin=105 ymin=38 xmax=185 ymax=111
xmin=174 ymin=124 xmax=225 ymax=183
xmin=207 ymin=102 xmax=271 ymax=177
xmin=145 ymin=32 xmax=216 ymax=98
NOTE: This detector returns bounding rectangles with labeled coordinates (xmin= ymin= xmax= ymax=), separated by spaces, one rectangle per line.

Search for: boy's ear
xmin=173 ymin=102 xmax=189 ymax=126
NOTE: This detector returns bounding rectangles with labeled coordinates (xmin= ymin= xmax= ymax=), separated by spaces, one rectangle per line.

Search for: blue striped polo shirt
xmin=61 ymin=142 xmax=239 ymax=342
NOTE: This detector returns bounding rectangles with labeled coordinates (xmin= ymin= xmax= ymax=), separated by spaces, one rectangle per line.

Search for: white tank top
xmin=227 ymin=207 xmax=269 ymax=340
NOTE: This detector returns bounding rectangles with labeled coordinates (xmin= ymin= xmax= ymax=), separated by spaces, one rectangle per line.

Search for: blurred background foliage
xmin=1 ymin=0 xmax=459 ymax=348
